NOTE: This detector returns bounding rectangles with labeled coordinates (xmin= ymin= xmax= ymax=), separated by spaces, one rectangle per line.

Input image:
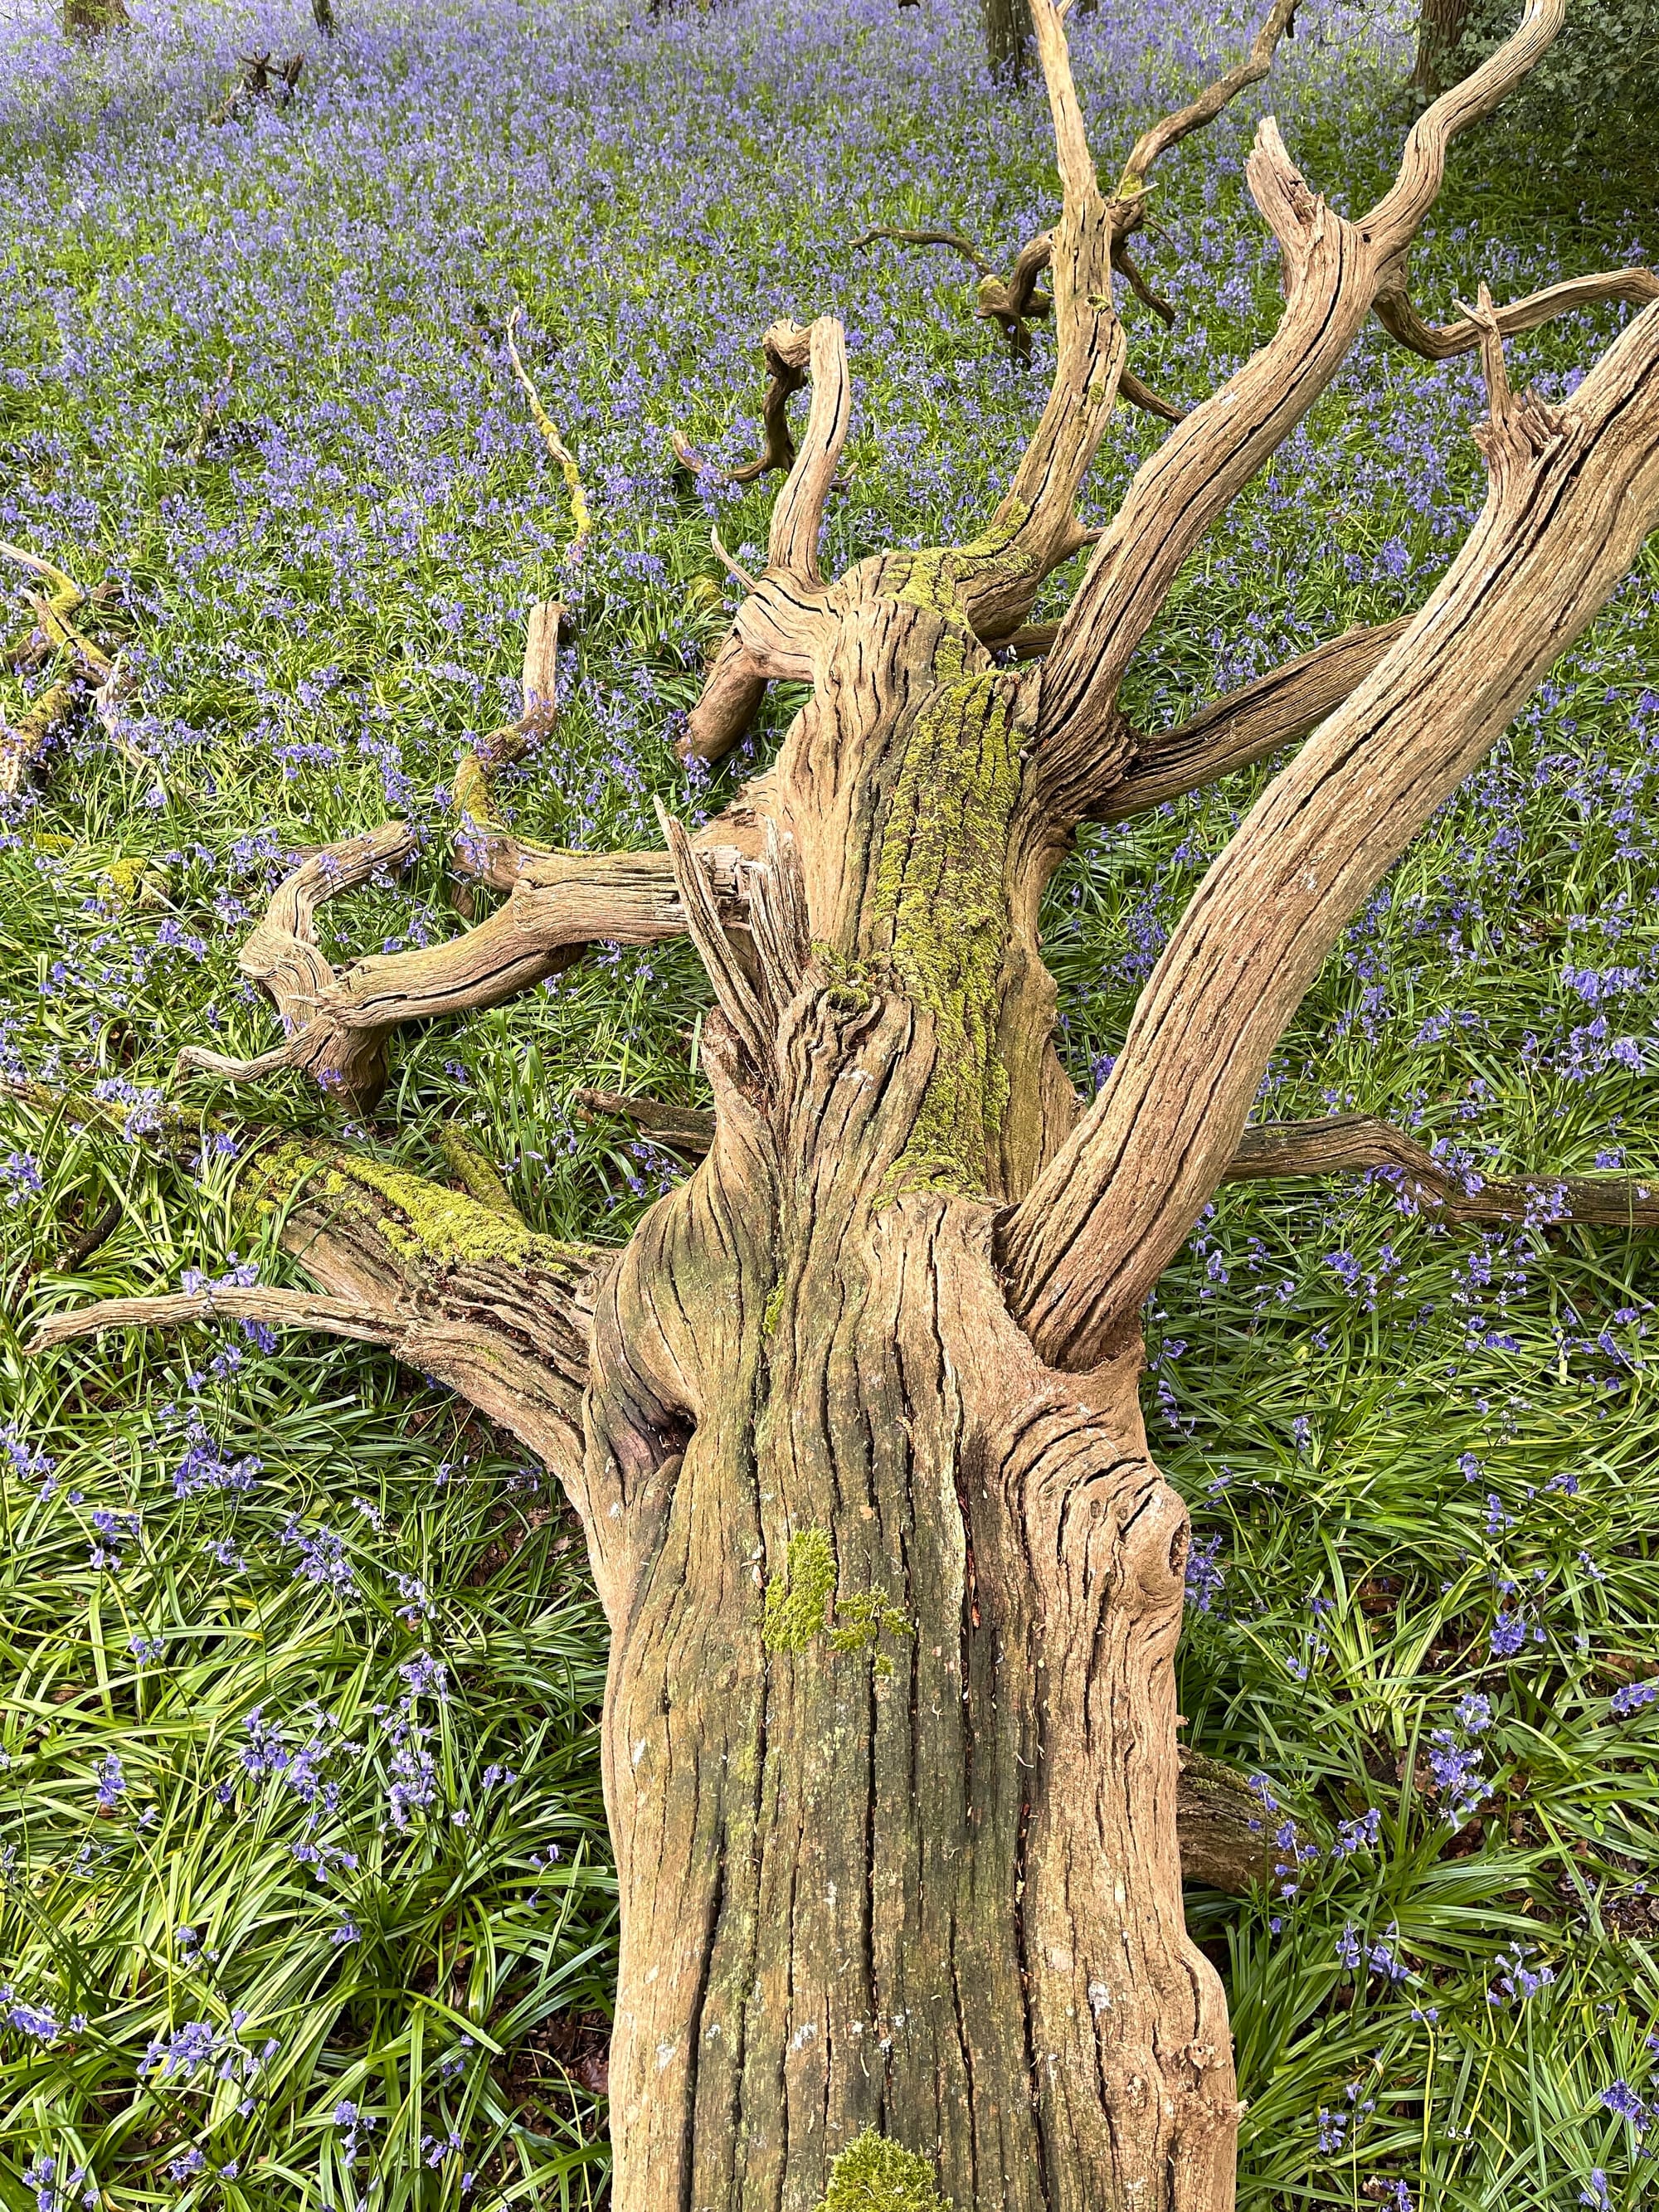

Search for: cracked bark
xmin=31 ymin=0 xmax=1659 ymax=2205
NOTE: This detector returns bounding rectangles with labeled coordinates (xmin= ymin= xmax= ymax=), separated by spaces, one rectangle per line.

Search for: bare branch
xmin=1222 ymin=1115 xmax=1659 ymax=1228
xmin=677 ymin=322 xmax=849 ymax=761
xmin=451 ymin=598 xmax=563 ymax=891
xmin=28 ymin=1137 xmax=613 ymax=1525
xmin=1118 ymin=366 xmax=1185 ymax=425
xmin=702 ymin=325 xmax=810 ymax=485
xmin=655 ymin=800 xmax=771 ymax=1075
xmin=709 ymin=527 xmax=757 ymax=591
xmin=1093 ymin=617 xmax=1409 ymax=819
xmin=0 ymin=542 xmax=85 ymax=612
xmin=679 ymin=626 xmax=772 ymax=764
xmin=577 ymin=1090 xmax=716 ymax=1157
xmin=1365 ymin=0 xmax=1569 ymax=263
xmin=504 ymin=309 xmax=591 ymax=554
xmin=1030 ymin=0 xmax=1568 ymax=804
xmin=972 ymin=0 xmax=1126 ymax=605
xmin=28 ymin=1286 xmax=406 ymax=1356
xmin=178 ymin=839 xmax=713 ymax=1109
xmin=1005 ymin=283 xmax=1659 ymax=1368
xmin=1113 ymin=242 xmax=1175 ymax=326
xmin=173 ymin=591 xmax=773 ymax=1107
xmin=1117 ymin=0 xmax=1301 ymax=194
xmin=762 ymin=318 xmax=851 ymax=583
xmin=1375 ymin=265 xmax=1659 ymax=362
xmin=851 ymin=225 xmax=996 ymax=276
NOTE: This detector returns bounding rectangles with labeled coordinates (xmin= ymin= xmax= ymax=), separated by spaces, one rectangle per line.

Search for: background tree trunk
xmin=984 ymin=0 xmax=1032 ymax=84
xmin=1413 ymin=0 xmax=1472 ymax=92
xmin=62 ymin=0 xmax=129 ymax=31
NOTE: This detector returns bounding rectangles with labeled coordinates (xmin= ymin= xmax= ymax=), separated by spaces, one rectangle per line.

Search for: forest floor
xmin=1 ymin=0 xmax=1657 ymax=2205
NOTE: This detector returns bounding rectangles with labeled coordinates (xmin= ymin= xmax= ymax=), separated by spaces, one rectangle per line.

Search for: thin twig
xmin=504 ymin=309 xmax=592 ymax=555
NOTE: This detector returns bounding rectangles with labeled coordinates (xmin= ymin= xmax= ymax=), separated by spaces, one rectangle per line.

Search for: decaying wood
xmin=32 ymin=0 xmax=1659 ymax=2205
xmin=1006 ymin=270 xmax=1659 ymax=1368
xmin=503 ymin=311 xmax=591 ymax=553
xmin=207 ymin=51 xmax=304 ymax=126
xmin=1226 ymin=1116 xmax=1659 ymax=1228
xmin=1099 ymin=618 xmax=1411 ymax=819
xmin=178 ymin=606 xmax=769 ymax=1108
xmin=1 ymin=543 xmax=129 ymax=795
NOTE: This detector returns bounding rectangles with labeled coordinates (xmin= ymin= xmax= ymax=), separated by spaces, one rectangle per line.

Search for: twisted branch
xmin=1 ymin=543 xmax=128 ymax=794
xmin=175 ymin=604 xmax=767 ymax=1109
xmin=1224 ymin=1116 xmax=1659 ymax=1228
xmin=1375 ymin=265 xmax=1659 ymax=362
xmin=504 ymin=310 xmax=591 ymax=555
xmin=1029 ymin=0 xmax=1570 ymax=812
xmin=1008 ymin=279 xmax=1659 ymax=1367
xmin=1117 ymin=0 xmax=1301 ymax=194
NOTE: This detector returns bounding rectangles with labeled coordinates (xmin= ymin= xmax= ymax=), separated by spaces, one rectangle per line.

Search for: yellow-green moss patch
xmin=816 ymin=2129 xmax=951 ymax=2212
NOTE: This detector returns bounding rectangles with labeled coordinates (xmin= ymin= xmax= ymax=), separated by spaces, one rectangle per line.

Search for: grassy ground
xmin=1 ymin=0 xmax=1657 ymax=2205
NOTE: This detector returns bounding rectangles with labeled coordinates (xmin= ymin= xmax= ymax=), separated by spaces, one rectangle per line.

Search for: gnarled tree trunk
xmin=33 ymin=0 xmax=1659 ymax=2205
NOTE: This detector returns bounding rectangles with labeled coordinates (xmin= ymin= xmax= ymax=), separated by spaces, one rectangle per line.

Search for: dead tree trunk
xmin=34 ymin=0 xmax=1659 ymax=2204
xmin=62 ymin=0 xmax=129 ymax=32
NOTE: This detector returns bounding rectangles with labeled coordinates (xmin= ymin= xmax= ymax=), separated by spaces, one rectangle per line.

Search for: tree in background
xmin=36 ymin=0 xmax=1659 ymax=2205
xmin=985 ymin=0 xmax=1032 ymax=81
xmin=1413 ymin=0 xmax=1657 ymax=159
xmin=62 ymin=0 xmax=129 ymax=33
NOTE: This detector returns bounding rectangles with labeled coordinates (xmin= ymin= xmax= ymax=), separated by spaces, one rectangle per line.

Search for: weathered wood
xmin=36 ymin=0 xmax=1659 ymax=2205
xmin=1227 ymin=1116 xmax=1659 ymax=1227
xmin=1008 ymin=288 xmax=1659 ymax=1366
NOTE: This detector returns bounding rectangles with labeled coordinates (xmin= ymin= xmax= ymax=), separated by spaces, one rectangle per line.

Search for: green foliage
xmin=761 ymin=1528 xmax=838 ymax=1652
xmin=816 ymin=2128 xmax=951 ymax=2212
xmin=1434 ymin=0 xmax=1659 ymax=164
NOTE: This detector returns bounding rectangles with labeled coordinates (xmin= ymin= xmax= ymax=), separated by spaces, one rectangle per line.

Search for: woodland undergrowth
xmin=0 ymin=0 xmax=1657 ymax=2205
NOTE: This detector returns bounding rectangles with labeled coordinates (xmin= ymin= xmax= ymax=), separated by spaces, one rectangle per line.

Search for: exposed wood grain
xmin=37 ymin=0 xmax=1653 ymax=2203
xmin=1008 ymin=291 xmax=1659 ymax=1366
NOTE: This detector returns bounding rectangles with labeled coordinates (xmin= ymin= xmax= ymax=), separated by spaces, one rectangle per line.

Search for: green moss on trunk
xmin=817 ymin=2130 xmax=952 ymax=2212
xmin=868 ymin=665 xmax=1022 ymax=1196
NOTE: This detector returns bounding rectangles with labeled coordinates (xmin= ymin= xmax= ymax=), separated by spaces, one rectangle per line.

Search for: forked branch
xmin=1030 ymin=0 xmax=1569 ymax=805
xmin=1007 ymin=287 xmax=1659 ymax=1367
xmin=178 ymin=603 xmax=767 ymax=1109
xmin=679 ymin=319 xmax=850 ymax=763
xmin=1375 ymin=265 xmax=1659 ymax=362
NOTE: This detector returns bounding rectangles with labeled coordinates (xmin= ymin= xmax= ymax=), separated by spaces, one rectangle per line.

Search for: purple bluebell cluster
xmin=1 ymin=0 xmax=1656 ymax=2200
